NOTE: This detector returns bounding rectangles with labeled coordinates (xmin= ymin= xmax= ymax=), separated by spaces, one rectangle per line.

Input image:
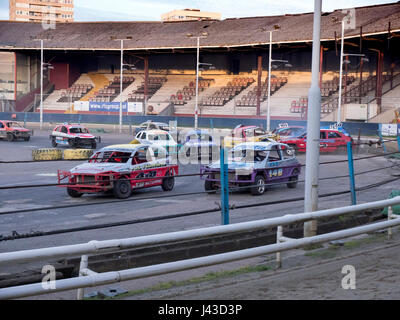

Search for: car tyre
xmin=51 ymin=138 xmax=57 ymax=147
xmin=251 ymin=175 xmax=266 ymax=196
xmin=205 ymin=180 xmax=217 ymax=194
xmin=67 ymin=188 xmax=83 ymax=198
xmin=287 ymin=176 xmax=298 ymax=189
xmin=24 ymin=136 xmax=30 ymax=141
xmin=7 ymin=133 xmax=14 ymax=142
xmin=161 ymin=175 xmax=175 ymax=191
xmin=91 ymin=141 xmax=97 ymax=149
xmin=68 ymin=139 xmax=76 ymax=148
xmin=113 ymin=179 xmax=132 ymax=199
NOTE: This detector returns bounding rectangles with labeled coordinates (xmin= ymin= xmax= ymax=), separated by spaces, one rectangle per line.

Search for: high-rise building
xmin=9 ymin=0 xmax=74 ymax=23
xmin=161 ymin=9 xmax=221 ymax=22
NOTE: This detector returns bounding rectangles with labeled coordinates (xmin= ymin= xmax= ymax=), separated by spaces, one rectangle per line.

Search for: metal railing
xmin=0 ymin=196 xmax=400 ymax=300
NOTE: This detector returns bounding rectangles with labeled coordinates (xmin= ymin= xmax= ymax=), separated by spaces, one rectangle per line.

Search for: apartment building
xmin=9 ymin=0 xmax=74 ymax=22
xmin=161 ymin=9 xmax=221 ymax=22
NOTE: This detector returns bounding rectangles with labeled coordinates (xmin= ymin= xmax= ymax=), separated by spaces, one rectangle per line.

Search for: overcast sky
xmin=0 ymin=0 xmax=396 ymax=21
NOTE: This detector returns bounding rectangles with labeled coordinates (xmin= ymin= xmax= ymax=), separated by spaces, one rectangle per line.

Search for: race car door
xmin=0 ymin=121 xmax=5 ymax=139
xmin=266 ymin=145 xmax=285 ymax=181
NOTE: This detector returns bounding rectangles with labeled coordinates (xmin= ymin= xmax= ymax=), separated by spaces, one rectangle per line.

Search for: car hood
xmin=207 ymin=161 xmax=255 ymax=173
xmin=72 ymin=133 xmax=95 ymax=139
xmin=10 ymin=127 xmax=30 ymax=132
xmin=70 ymin=162 xmax=129 ymax=174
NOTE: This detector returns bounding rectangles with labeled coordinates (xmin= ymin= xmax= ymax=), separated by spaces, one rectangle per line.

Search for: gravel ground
xmin=121 ymin=228 xmax=400 ymax=300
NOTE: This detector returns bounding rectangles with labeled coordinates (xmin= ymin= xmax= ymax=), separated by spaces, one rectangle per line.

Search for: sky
xmin=0 ymin=0 xmax=397 ymax=21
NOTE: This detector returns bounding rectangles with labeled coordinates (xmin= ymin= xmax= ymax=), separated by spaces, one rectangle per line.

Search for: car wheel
xmin=67 ymin=188 xmax=83 ymax=198
xmin=113 ymin=179 xmax=132 ymax=199
xmin=337 ymin=146 xmax=347 ymax=154
xmin=287 ymin=176 xmax=298 ymax=189
xmin=205 ymin=180 xmax=217 ymax=194
xmin=161 ymin=174 xmax=175 ymax=191
xmin=68 ymin=139 xmax=76 ymax=148
xmin=51 ymin=138 xmax=57 ymax=147
xmin=24 ymin=136 xmax=30 ymax=141
xmin=7 ymin=133 xmax=14 ymax=142
xmin=91 ymin=141 xmax=97 ymax=149
xmin=251 ymin=175 xmax=266 ymax=196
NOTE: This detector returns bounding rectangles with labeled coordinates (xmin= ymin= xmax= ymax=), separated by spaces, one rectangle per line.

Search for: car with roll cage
xmin=179 ymin=129 xmax=218 ymax=160
xmin=0 ymin=120 xmax=32 ymax=141
xmin=132 ymin=129 xmax=179 ymax=155
xmin=200 ymin=141 xmax=301 ymax=196
xmin=50 ymin=123 xmax=100 ymax=149
xmin=58 ymin=143 xmax=178 ymax=199
xmin=223 ymin=125 xmax=277 ymax=148
xmin=278 ymin=128 xmax=353 ymax=154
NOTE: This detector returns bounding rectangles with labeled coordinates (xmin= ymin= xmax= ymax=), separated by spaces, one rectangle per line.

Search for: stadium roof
xmin=0 ymin=2 xmax=400 ymax=52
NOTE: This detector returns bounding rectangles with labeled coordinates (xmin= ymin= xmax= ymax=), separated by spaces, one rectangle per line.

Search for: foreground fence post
xmin=76 ymin=255 xmax=89 ymax=300
xmin=220 ymin=144 xmax=229 ymax=225
xmin=276 ymin=226 xmax=283 ymax=269
xmin=347 ymin=141 xmax=357 ymax=205
xmin=397 ymin=136 xmax=400 ymax=152
xmin=378 ymin=130 xmax=387 ymax=153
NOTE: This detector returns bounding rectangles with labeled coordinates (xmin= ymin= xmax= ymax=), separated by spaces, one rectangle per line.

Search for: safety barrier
xmin=0 ymin=196 xmax=399 ymax=300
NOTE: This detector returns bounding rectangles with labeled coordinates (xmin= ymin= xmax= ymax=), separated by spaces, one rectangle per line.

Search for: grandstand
xmin=0 ymin=2 xmax=400 ymax=121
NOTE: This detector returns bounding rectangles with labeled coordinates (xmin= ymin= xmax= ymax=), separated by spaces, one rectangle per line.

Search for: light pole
xmin=337 ymin=53 xmax=367 ymax=124
xmin=32 ymin=38 xmax=51 ymax=130
xmin=188 ymin=32 xmax=208 ymax=129
xmin=267 ymin=58 xmax=290 ymax=132
xmin=303 ymin=0 xmax=322 ymax=237
xmin=261 ymin=28 xmax=279 ymax=132
xmin=112 ymin=37 xmax=132 ymax=133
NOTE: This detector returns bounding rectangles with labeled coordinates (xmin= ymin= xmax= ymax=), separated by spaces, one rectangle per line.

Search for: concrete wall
xmin=0 ymin=111 xmax=381 ymax=136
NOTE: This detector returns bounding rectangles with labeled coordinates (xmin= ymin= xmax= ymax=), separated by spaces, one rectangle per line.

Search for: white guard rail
xmin=0 ymin=196 xmax=400 ymax=300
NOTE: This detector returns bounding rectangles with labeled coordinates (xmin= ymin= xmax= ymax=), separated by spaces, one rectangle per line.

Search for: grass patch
xmin=85 ymin=264 xmax=272 ymax=300
xmin=303 ymin=243 xmax=324 ymax=251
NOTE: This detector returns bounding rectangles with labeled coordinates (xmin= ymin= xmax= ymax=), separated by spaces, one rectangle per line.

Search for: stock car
xmin=0 ymin=120 xmax=32 ymax=141
xmin=50 ymin=123 xmax=99 ymax=149
xmin=179 ymin=129 xmax=218 ymax=160
xmin=272 ymin=126 xmax=306 ymax=139
xmin=223 ymin=125 xmax=277 ymax=148
xmin=278 ymin=128 xmax=353 ymax=153
xmin=132 ymin=129 xmax=179 ymax=154
xmin=200 ymin=141 xmax=301 ymax=195
xmin=58 ymin=143 xmax=178 ymax=199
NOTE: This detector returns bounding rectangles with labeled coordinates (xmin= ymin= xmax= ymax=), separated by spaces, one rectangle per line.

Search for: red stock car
xmin=278 ymin=129 xmax=353 ymax=153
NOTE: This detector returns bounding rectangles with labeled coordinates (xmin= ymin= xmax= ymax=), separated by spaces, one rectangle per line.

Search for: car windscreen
xmin=149 ymin=134 xmax=169 ymax=141
xmin=90 ymin=151 xmax=131 ymax=163
xmin=7 ymin=122 xmax=23 ymax=128
xmin=69 ymin=127 xmax=88 ymax=134
xmin=229 ymin=148 xmax=267 ymax=163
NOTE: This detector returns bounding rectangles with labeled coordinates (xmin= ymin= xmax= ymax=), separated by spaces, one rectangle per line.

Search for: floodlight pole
xmin=195 ymin=36 xmax=200 ymax=130
xmin=337 ymin=19 xmax=345 ymax=124
xmin=267 ymin=31 xmax=272 ymax=132
xmin=119 ymin=39 xmax=124 ymax=134
xmin=304 ymin=0 xmax=322 ymax=237
xmin=40 ymin=39 xmax=43 ymax=130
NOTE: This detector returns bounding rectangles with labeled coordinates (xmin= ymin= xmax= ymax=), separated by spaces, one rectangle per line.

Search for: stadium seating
xmin=170 ymin=78 xmax=214 ymax=105
xmin=128 ymin=77 xmax=167 ymax=102
xmin=235 ymin=76 xmax=287 ymax=107
xmin=57 ymin=83 xmax=93 ymax=103
xmin=89 ymin=76 xmax=135 ymax=102
xmin=201 ymin=77 xmax=255 ymax=107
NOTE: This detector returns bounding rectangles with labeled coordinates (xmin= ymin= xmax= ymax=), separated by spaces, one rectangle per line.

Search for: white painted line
xmin=35 ymin=173 xmax=58 ymax=177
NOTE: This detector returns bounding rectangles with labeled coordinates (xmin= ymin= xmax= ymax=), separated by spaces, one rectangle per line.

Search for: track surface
xmin=0 ymin=128 xmax=399 ymax=275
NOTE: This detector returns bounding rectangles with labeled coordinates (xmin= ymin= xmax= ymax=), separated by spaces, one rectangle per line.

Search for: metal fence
xmin=0 ymin=196 xmax=399 ymax=300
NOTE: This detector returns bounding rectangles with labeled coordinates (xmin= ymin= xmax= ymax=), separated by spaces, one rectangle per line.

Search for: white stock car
xmin=50 ymin=123 xmax=99 ymax=149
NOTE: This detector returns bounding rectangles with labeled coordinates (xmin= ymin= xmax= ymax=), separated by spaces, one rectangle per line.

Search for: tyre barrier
xmin=32 ymin=148 xmax=63 ymax=161
xmin=63 ymin=149 xmax=94 ymax=160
